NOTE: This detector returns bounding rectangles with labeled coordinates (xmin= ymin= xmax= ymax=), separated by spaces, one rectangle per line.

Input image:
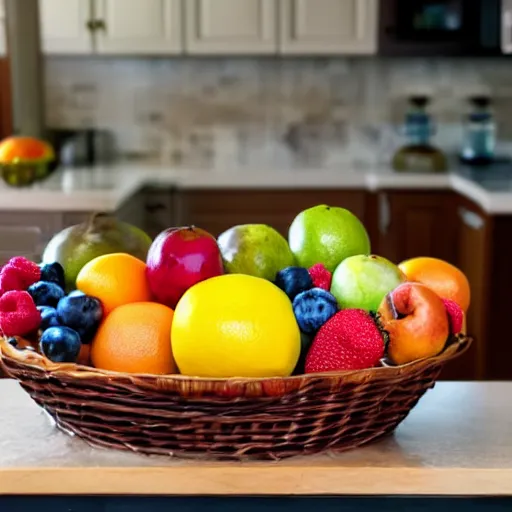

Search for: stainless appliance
xmin=379 ymin=0 xmax=512 ymax=57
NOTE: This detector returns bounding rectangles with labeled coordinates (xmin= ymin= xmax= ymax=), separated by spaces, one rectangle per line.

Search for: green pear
xmin=331 ymin=254 xmax=406 ymax=312
xmin=288 ymin=205 xmax=371 ymax=272
xmin=218 ymin=224 xmax=295 ymax=281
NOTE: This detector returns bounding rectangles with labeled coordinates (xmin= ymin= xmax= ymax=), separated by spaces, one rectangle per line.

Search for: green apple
xmin=288 ymin=205 xmax=371 ymax=272
xmin=331 ymin=254 xmax=406 ymax=312
xmin=218 ymin=224 xmax=295 ymax=281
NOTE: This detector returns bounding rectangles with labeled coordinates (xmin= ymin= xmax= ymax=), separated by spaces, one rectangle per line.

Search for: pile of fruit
xmin=0 ymin=205 xmax=470 ymax=379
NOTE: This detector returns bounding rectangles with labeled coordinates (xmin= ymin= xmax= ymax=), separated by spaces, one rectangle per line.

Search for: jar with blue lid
xmin=392 ymin=96 xmax=447 ymax=173
xmin=460 ymin=96 xmax=496 ymax=166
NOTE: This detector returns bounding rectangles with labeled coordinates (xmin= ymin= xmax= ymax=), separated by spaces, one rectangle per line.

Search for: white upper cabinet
xmin=279 ymin=0 xmax=378 ymax=54
xmin=185 ymin=0 xmax=278 ymax=54
xmin=39 ymin=0 xmax=93 ymax=54
xmin=38 ymin=0 xmax=379 ymax=56
xmin=95 ymin=0 xmax=182 ymax=54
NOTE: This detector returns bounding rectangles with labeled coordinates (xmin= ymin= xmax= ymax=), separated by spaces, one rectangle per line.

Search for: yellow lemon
xmin=171 ymin=274 xmax=300 ymax=378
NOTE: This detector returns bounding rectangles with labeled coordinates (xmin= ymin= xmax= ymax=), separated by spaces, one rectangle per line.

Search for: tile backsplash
xmin=45 ymin=57 xmax=512 ymax=168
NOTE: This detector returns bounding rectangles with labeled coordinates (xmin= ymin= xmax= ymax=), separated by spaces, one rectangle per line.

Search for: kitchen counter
xmin=0 ymin=379 xmax=511 ymax=497
xmin=1 ymin=162 xmax=511 ymax=214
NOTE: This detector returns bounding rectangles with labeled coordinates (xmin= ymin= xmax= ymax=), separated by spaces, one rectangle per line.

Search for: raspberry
xmin=0 ymin=291 xmax=41 ymax=337
xmin=8 ymin=257 xmax=41 ymax=289
xmin=308 ymin=263 xmax=332 ymax=291
xmin=443 ymin=298 xmax=464 ymax=335
xmin=0 ymin=267 xmax=24 ymax=295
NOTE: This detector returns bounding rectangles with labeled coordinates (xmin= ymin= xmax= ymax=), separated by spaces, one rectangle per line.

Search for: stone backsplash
xmin=44 ymin=57 xmax=512 ymax=168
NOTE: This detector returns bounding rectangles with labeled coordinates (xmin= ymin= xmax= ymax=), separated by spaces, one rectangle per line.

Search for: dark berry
xmin=37 ymin=306 xmax=60 ymax=331
xmin=275 ymin=267 xmax=313 ymax=301
xmin=293 ymin=288 xmax=339 ymax=335
xmin=39 ymin=262 xmax=65 ymax=290
xmin=40 ymin=326 xmax=81 ymax=363
xmin=28 ymin=281 xmax=65 ymax=308
xmin=57 ymin=294 xmax=103 ymax=344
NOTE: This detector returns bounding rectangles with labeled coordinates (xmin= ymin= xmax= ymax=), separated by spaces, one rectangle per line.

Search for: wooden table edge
xmin=0 ymin=466 xmax=511 ymax=496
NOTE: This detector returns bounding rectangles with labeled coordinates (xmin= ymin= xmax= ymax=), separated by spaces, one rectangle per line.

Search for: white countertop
xmin=0 ymin=162 xmax=511 ymax=214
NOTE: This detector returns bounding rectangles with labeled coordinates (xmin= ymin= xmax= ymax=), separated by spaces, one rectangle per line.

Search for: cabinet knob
xmin=86 ymin=19 xmax=106 ymax=32
xmin=458 ymin=207 xmax=485 ymax=230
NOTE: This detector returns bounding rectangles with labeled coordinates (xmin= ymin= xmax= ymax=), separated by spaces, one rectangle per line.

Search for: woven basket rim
xmin=0 ymin=334 xmax=471 ymax=384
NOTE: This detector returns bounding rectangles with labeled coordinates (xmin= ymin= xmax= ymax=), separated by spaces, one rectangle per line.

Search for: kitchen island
xmin=0 ymin=380 xmax=511 ymax=510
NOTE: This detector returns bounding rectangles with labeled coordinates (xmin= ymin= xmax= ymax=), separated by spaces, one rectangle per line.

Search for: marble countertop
xmin=0 ymin=161 xmax=511 ymax=214
xmin=0 ymin=380 xmax=511 ymax=496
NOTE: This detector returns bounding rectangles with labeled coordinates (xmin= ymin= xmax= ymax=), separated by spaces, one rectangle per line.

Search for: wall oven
xmin=379 ymin=0 xmax=512 ymax=57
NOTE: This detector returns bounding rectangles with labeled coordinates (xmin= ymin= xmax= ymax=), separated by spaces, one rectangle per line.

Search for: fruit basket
xmin=0 ymin=334 xmax=470 ymax=461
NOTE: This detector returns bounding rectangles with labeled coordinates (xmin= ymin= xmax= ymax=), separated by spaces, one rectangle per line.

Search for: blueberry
xmin=293 ymin=331 xmax=314 ymax=375
xmin=39 ymin=326 xmax=81 ymax=363
xmin=68 ymin=290 xmax=85 ymax=297
xmin=57 ymin=294 xmax=103 ymax=344
xmin=37 ymin=306 xmax=60 ymax=331
xmin=28 ymin=281 xmax=65 ymax=307
xmin=292 ymin=288 xmax=339 ymax=335
xmin=275 ymin=267 xmax=313 ymax=301
xmin=39 ymin=262 xmax=65 ymax=290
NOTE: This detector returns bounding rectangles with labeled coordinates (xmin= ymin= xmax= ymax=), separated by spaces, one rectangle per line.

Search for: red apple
xmin=378 ymin=282 xmax=449 ymax=365
xmin=146 ymin=226 xmax=224 ymax=309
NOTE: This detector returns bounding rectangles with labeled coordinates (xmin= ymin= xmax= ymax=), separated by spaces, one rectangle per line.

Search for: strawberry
xmin=0 ymin=291 xmax=41 ymax=337
xmin=7 ymin=257 xmax=41 ymax=289
xmin=308 ymin=263 xmax=332 ymax=291
xmin=305 ymin=309 xmax=384 ymax=373
xmin=443 ymin=298 xmax=464 ymax=335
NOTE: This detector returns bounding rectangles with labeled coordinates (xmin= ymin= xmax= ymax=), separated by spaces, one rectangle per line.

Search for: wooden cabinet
xmin=184 ymin=0 xmax=277 ymax=54
xmin=141 ymin=187 xmax=175 ymax=239
xmin=175 ymin=189 xmax=367 ymax=238
xmin=39 ymin=0 xmax=93 ymax=54
xmin=96 ymin=0 xmax=182 ymax=54
xmin=371 ymin=191 xmax=459 ymax=266
xmin=279 ymin=0 xmax=378 ymax=54
xmin=369 ymin=190 xmax=492 ymax=381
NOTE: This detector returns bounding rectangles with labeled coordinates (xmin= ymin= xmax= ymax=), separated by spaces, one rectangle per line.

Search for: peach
xmin=398 ymin=257 xmax=470 ymax=313
xmin=378 ymin=282 xmax=449 ymax=365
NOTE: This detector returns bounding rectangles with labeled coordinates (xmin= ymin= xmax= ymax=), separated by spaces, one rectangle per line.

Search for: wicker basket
xmin=0 ymin=335 xmax=470 ymax=461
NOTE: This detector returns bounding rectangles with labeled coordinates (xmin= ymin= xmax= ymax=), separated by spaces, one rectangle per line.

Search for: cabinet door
xmin=279 ymin=0 xmax=378 ymax=54
xmin=185 ymin=0 xmax=277 ymax=54
xmin=449 ymin=201 xmax=489 ymax=381
xmin=40 ymin=0 xmax=93 ymax=54
xmin=374 ymin=191 xmax=458 ymax=266
xmin=95 ymin=0 xmax=182 ymax=54
xmin=175 ymin=189 xmax=366 ymax=238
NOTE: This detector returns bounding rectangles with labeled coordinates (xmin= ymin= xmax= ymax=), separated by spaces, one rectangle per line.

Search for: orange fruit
xmin=0 ymin=136 xmax=55 ymax=163
xmin=76 ymin=253 xmax=152 ymax=315
xmin=398 ymin=257 xmax=471 ymax=312
xmin=91 ymin=302 xmax=175 ymax=374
